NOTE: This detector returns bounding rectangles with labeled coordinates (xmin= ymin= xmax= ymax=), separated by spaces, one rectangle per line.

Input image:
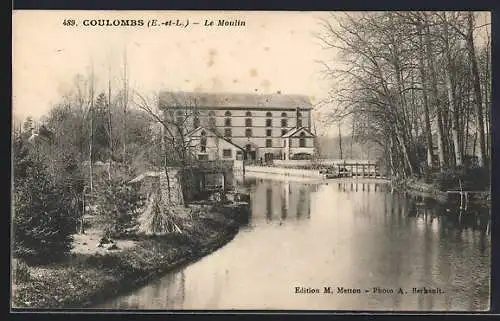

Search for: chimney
xmin=296 ymin=107 xmax=300 ymax=128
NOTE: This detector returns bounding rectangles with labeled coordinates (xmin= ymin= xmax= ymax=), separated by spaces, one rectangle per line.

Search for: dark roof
xmin=281 ymin=126 xmax=315 ymax=138
xmin=186 ymin=126 xmax=245 ymax=151
xmin=159 ymin=91 xmax=313 ymax=110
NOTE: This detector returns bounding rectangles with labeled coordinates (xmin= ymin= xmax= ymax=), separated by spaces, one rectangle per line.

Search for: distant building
xmin=187 ymin=126 xmax=245 ymax=161
xmin=281 ymin=127 xmax=315 ymax=160
xmin=159 ymin=91 xmax=316 ymax=162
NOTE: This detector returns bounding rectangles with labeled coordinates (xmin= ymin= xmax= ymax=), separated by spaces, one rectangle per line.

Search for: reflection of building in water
xmin=281 ymin=183 xmax=289 ymax=220
xmin=266 ymin=186 xmax=273 ymax=220
xmin=251 ymin=180 xmax=311 ymax=221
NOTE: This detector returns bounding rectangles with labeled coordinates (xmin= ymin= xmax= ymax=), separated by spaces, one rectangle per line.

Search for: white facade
xmin=160 ymin=91 xmax=316 ymax=162
xmin=187 ymin=127 xmax=244 ymax=161
xmin=282 ymin=127 xmax=316 ymax=160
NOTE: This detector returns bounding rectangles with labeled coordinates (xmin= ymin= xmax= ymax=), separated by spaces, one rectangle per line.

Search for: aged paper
xmin=12 ymin=10 xmax=491 ymax=311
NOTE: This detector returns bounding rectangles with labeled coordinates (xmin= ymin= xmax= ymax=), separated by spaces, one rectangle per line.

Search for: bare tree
xmin=133 ymin=91 xmax=199 ymax=206
xmin=315 ymin=11 xmax=490 ymax=181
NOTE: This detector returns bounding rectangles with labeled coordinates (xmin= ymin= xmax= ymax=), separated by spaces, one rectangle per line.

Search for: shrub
xmin=97 ymin=171 xmax=144 ymax=238
xmin=425 ymin=166 xmax=490 ymax=191
xmin=13 ymin=157 xmax=76 ymax=264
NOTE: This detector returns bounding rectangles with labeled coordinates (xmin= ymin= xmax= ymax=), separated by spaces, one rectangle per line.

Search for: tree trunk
xmin=466 ymin=12 xmax=486 ymax=167
xmin=162 ymin=127 xmax=172 ymax=203
xmin=442 ymin=13 xmax=463 ymax=167
xmin=417 ymin=24 xmax=434 ymax=168
xmin=107 ymin=65 xmax=113 ymax=179
xmin=89 ymin=67 xmax=95 ymax=193
xmin=338 ymin=123 xmax=343 ymax=160
xmin=424 ymin=14 xmax=446 ymax=170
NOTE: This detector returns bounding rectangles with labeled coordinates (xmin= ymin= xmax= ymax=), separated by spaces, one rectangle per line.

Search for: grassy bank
xmin=394 ymin=176 xmax=490 ymax=206
xmin=12 ymin=205 xmax=244 ymax=309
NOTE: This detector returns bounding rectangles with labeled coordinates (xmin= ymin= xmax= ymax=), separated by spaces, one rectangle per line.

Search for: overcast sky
xmin=12 ymin=10 xmax=490 ymax=136
xmin=12 ymin=11 xmax=333 ymax=123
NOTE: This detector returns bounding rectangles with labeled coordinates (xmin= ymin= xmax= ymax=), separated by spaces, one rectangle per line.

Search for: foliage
xmin=96 ymin=170 xmax=144 ymax=238
xmin=13 ymin=259 xmax=31 ymax=284
xmin=13 ymin=144 xmax=76 ymax=264
xmin=317 ymin=12 xmax=491 ymax=178
xmin=423 ymin=166 xmax=490 ymax=191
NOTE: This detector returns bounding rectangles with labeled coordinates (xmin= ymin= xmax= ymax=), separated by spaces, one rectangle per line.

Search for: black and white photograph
xmin=11 ymin=10 xmax=492 ymax=311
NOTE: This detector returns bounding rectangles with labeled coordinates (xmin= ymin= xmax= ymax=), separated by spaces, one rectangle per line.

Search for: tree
xmin=133 ymin=92 xmax=200 ymax=206
xmin=12 ymin=132 xmax=76 ymax=264
xmin=316 ymin=11 xmax=490 ymax=183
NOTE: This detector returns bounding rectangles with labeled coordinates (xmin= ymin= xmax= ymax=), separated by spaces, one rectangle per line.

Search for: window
xmin=245 ymin=128 xmax=252 ymax=137
xmin=198 ymin=154 xmax=208 ymax=160
xmin=266 ymin=139 xmax=272 ymax=148
xmin=193 ymin=116 xmax=200 ymax=128
xmin=208 ymin=111 xmax=216 ymax=128
xmin=284 ymin=140 xmax=287 ymax=147
xmin=266 ymin=129 xmax=272 ymax=137
xmin=224 ymin=128 xmax=232 ymax=137
xmin=225 ymin=111 xmax=231 ymax=117
xmin=245 ymin=111 xmax=252 ymax=117
xmin=245 ymin=118 xmax=252 ymax=127
xmin=266 ymin=118 xmax=272 ymax=127
xmin=281 ymin=112 xmax=287 ymax=117
xmin=223 ymin=149 xmax=232 ymax=158
xmin=297 ymin=118 xmax=302 ymax=127
xmin=299 ymin=132 xmax=306 ymax=147
xmin=266 ymin=112 xmax=272 ymax=117
xmin=200 ymin=132 xmax=207 ymax=153
xmin=225 ymin=118 xmax=232 ymax=126
xmin=209 ymin=117 xmax=216 ymax=128
xmin=281 ymin=118 xmax=288 ymax=127
xmin=176 ymin=110 xmax=183 ymax=124
xmin=281 ymin=129 xmax=288 ymax=136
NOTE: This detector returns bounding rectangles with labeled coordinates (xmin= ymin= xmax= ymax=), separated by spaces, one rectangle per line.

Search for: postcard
xmin=11 ymin=10 xmax=492 ymax=312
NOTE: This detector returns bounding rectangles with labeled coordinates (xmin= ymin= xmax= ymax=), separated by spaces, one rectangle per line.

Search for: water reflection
xmin=96 ymin=178 xmax=490 ymax=311
xmin=244 ymin=178 xmax=317 ymax=225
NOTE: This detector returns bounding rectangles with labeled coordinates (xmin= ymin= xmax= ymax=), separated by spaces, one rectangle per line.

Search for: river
xmin=95 ymin=176 xmax=491 ymax=311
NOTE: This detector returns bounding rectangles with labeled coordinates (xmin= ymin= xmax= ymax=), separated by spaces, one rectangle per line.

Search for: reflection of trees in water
xmin=404 ymin=194 xmax=490 ymax=233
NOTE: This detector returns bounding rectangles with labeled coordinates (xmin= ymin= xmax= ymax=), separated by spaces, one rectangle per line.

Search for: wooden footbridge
xmin=271 ymin=159 xmax=389 ymax=179
xmin=318 ymin=160 xmax=387 ymax=179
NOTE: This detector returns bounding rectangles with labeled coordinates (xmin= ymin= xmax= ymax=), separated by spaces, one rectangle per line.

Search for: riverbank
xmin=245 ymin=165 xmax=324 ymax=178
xmin=395 ymin=177 xmax=491 ymax=206
xmin=12 ymin=203 xmax=248 ymax=309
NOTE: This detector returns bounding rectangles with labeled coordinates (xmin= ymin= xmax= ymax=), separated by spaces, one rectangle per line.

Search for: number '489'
xmin=63 ymin=19 xmax=76 ymax=26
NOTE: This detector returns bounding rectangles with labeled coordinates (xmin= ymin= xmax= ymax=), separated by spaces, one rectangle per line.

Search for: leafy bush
xmin=424 ymin=166 xmax=490 ymax=191
xmin=13 ymin=135 xmax=79 ymax=264
xmin=13 ymin=157 xmax=76 ymax=264
xmin=97 ymin=172 xmax=144 ymax=238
